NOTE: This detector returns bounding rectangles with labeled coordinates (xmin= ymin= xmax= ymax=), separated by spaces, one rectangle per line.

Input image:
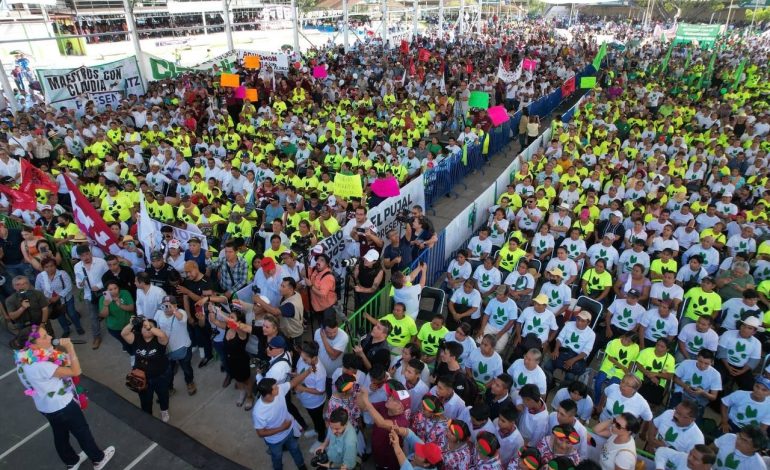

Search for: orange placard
xmin=220 ymin=73 xmax=240 ymax=88
xmin=244 ymin=55 xmax=261 ymax=69
xmin=245 ymin=88 xmax=258 ymax=102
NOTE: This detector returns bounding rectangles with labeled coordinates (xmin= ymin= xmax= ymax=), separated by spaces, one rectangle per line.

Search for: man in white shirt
xmin=647 ymin=401 xmax=705 ymax=453
xmin=545 ymin=310 xmax=596 ymax=382
xmin=313 ymin=315 xmax=349 ymax=393
xmin=253 ymin=376 xmax=309 ymax=470
xmin=73 ymin=245 xmax=109 ymax=349
xmin=653 ymin=445 xmax=716 ymax=470
xmin=135 ymin=272 xmax=166 ymax=319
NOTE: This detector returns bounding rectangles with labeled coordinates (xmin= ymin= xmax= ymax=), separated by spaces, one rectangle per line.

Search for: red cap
xmin=260 ymin=257 xmax=276 ymax=270
xmin=414 ymin=442 xmax=442 ymax=465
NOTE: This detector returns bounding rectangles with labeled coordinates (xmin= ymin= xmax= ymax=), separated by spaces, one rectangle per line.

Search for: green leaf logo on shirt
xmin=452 ymin=268 xmax=460 ymax=277
xmin=612 ymin=401 xmax=625 ymax=416
xmin=663 ymin=427 xmax=678 ymax=443
xmin=691 ymin=374 xmax=703 ymax=386
xmin=517 ymin=372 xmax=527 ymax=386
xmin=516 ymin=277 xmax=527 ymax=288
xmin=725 ymin=453 xmax=740 ymax=470
xmin=481 ymin=273 xmax=491 ymax=287
xmin=745 ymin=406 xmax=758 ymax=419
xmin=478 ymin=362 xmax=488 ymax=375
xmin=661 ymin=291 xmax=671 ymax=300
xmin=600 ymin=248 xmax=607 ymax=258
xmin=494 ymin=307 xmax=505 ymax=321
xmin=629 ymin=255 xmax=638 ymax=265
xmin=461 ymin=297 xmax=470 ymax=306
xmin=618 ymin=349 xmax=628 ymax=361
xmin=569 ymin=332 xmax=580 ymax=345
xmin=474 ymin=244 xmax=482 ymax=254
xmin=652 ymin=359 xmax=663 ymax=370
xmin=539 ymin=239 xmax=546 ymax=248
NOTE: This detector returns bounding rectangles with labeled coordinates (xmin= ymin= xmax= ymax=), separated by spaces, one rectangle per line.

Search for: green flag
xmin=592 ymin=42 xmax=607 ymax=70
xmin=698 ymin=50 xmax=717 ymax=89
xmin=731 ymin=59 xmax=746 ymax=90
xmin=660 ymin=41 xmax=675 ymax=75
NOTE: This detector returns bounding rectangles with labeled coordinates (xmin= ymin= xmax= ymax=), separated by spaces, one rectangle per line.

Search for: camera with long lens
xmin=339 ymin=257 xmax=358 ymax=268
xmin=311 ymin=451 xmax=329 ymax=468
xmin=291 ymin=235 xmax=312 ymax=254
xmin=395 ymin=208 xmax=412 ymax=224
xmin=253 ymin=358 xmax=271 ymax=375
xmin=131 ymin=315 xmax=146 ymax=332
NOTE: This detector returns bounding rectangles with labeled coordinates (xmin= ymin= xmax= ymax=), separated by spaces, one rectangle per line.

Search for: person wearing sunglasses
xmin=592 ymin=412 xmax=641 ymax=470
xmin=533 ymin=424 xmax=581 ymax=468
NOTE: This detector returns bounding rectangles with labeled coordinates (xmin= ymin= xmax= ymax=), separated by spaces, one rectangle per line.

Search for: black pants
xmin=286 ymin=392 xmax=307 ymax=429
xmin=306 ymin=403 xmax=327 ymax=442
xmin=42 ymin=400 xmax=104 ymax=466
xmin=715 ymin=361 xmax=755 ymax=392
xmin=189 ymin=322 xmax=213 ymax=359
xmin=138 ymin=366 xmax=172 ymax=414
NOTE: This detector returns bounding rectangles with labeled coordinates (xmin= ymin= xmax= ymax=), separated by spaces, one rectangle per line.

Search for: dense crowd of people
xmin=5 ymin=15 xmax=770 ymax=470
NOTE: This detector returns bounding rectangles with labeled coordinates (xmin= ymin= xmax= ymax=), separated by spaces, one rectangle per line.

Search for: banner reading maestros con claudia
xmin=146 ymin=49 xmax=289 ymax=80
xmin=37 ymin=57 xmax=145 ymax=113
xmin=318 ymin=175 xmax=426 ymax=263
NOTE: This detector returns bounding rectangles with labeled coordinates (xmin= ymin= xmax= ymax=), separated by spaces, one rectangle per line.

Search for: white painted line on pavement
xmin=123 ymin=443 xmax=158 ymax=470
xmin=0 ymin=424 xmax=50 ymax=460
xmin=0 ymin=367 xmax=17 ymax=380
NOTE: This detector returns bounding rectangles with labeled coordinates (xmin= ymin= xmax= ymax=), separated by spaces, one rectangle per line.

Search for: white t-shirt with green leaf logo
xmin=484 ymin=297 xmax=519 ymax=330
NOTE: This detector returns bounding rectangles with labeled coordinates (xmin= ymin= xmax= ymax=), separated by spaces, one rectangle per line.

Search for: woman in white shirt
xmin=14 ymin=327 xmax=115 ymax=469
xmin=593 ymin=412 xmax=641 ymax=470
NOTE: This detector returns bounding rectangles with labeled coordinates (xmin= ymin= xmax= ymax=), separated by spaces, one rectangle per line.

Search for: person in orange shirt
xmin=307 ymin=253 xmax=337 ymax=323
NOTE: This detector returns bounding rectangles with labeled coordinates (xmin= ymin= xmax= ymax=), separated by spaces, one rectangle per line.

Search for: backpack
xmin=322 ymin=270 xmax=343 ymax=301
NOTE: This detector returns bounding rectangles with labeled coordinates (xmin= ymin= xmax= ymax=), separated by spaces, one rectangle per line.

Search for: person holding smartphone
xmin=98 ymin=281 xmax=135 ymax=362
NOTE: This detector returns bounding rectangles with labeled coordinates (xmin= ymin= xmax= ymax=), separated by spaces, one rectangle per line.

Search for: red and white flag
xmin=64 ymin=176 xmax=120 ymax=254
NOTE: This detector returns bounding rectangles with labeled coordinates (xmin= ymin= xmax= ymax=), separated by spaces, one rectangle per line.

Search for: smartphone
xmin=226 ymin=319 xmax=238 ymax=330
xmin=104 ymin=291 xmax=112 ymax=301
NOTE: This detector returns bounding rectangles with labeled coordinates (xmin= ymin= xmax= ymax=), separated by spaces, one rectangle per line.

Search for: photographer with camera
xmin=307 ymin=254 xmax=338 ymax=324
xmin=245 ymin=277 xmax=304 ymax=353
xmin=341 ymin=207 xmax=383 ymax=259
xmin=121 ymin=316 xmax=171 ymax=422
xmin=405 ymin=215 xmax=438 ymax=260
xmin=381 ymin=229 xmax=412 ymax=275
xmin=6 ymin=275 xmax=51 ymax=337
xmin=353 ymin=249 xmax=384 ymax=311
xmin=98 ymin=281 xmax=135 ymax=361
xmin=312 ymin=408 xmax=358 ymax=470
xmin=153 ymin=295 xmax=196 ymax=396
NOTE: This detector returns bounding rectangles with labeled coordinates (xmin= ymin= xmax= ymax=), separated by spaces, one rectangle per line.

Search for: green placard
xmin=580 ymin=76 xmax=596 ymax=89
xmin=674 ymin=23 xmax=721 ymax=47
xmin=469 ymin=91 xmax=490 ymax=109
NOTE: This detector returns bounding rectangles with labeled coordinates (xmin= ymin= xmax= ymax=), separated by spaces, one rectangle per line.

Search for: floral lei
xmin=13 ymin=325 xmax=84 ymax=405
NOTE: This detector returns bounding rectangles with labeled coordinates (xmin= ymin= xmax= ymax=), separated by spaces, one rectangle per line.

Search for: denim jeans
xmin=265 ymin=432 xmax=305 ymax=470
xmin=544 ymin=347 xmax=588 ymax=381
xmin=138 ymin=366 xmax=172 ymax=414
xmin=42 ymin=400 xmax=104 ymax=466
xmin=169 ymin=346 xmax=194 ymax=388
xmin=56 ymin=297 xmax=84 ymax=335
xmin=593 ymin=371 xmax=621 ymax=402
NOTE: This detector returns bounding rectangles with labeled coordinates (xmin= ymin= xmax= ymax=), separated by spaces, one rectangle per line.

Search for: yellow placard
xmin=333 ymin=173 xmax=363 ymax=198
xmin=245 ymin=88 xmax=258 ymax=102
xmin=244 ymin=55 xmax=261 ymax=69
xmin=220 ymin=73 xmax=240 ymax=88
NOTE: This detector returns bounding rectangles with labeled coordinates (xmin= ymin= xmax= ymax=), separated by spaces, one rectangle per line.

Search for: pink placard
xmin=487 ymin=105 xmax=509 ymax=127
xmin=523 ymin=58 xmax=536 ymax=71
xmin=234 ymin=86 xmax=246 ymax=99
xmin=371 ymin=177 xmax=400 ymax=197
xmin=312 ymin=65 xmax=327 ymax=79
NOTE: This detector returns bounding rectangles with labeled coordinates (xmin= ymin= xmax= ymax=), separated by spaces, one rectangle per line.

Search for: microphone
xmin=52 ymin=338 xmax=87 ymax=346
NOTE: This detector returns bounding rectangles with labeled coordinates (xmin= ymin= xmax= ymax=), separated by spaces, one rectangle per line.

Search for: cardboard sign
xmin=333 ymin=173 xmax=363 ymax=198
xmin=487 ymin=105 xmax=509 ymax=127
xmin=469 ymin=91 xmax=490 ymax=109
xmin=244 ymin=55 xmax=261 ymax=69
xmin=220 ymin=73 xmax=240 ymax=88
xmin=312 ymin=65 xmax=327 ymax=79
xmin=580 ymin=76 xmax=596 ymax=89
xmin=245 ymin=88 xmax=258 ymax=102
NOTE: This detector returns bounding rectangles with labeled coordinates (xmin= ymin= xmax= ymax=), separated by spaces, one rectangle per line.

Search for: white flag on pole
xmin=137 ymin=195 xmax=159 ymax=260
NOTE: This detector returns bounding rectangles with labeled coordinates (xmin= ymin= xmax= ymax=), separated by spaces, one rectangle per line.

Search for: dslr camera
xmin=311 ymin=451 xmax=329 ymax=468
xmin=395 ymin=209 xmax=413 ymax=224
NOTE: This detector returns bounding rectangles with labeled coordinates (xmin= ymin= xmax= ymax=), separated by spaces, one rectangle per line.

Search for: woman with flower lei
xmin=14 ymin=325 xmax=115 ymax=470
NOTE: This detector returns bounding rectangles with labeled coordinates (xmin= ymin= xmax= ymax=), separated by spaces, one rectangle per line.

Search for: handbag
xmin=125 ymin=368 xmax=147 ymax=393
